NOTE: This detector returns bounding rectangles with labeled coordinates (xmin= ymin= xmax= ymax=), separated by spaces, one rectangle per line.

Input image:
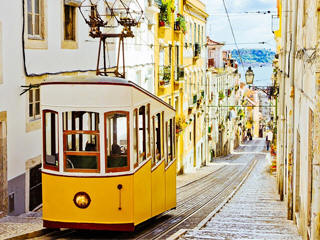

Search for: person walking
xmin=266 ymin=130 xmax=273 ymax=151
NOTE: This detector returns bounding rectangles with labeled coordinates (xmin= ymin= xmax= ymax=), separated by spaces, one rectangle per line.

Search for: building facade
xmin=275 ymin=0 xmax=320 ymax=239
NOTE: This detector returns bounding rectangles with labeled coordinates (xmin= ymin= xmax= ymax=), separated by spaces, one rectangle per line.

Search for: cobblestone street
xmin=179 ymin=143 xmax=302 ymax=240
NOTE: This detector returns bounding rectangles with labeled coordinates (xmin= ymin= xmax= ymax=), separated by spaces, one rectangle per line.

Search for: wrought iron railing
xmin=159 ymin=65 xmax=171 ymax=86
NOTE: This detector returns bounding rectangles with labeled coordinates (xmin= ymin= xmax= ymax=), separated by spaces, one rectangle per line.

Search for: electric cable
xmin=221 ymin=0 xmax=245 ymax=73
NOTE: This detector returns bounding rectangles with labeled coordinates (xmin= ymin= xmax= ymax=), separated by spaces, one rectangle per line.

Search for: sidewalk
xmin=177 ymin=154 xmax=302 ymax=240
xmin=0 ymin=211 xmax=45 ymax=240
xmin=0 ymin=159 xmax=230 ymax=240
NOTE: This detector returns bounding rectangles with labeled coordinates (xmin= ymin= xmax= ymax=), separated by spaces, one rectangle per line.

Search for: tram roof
xmin=41 ymin=75 xmax=175 ymax=111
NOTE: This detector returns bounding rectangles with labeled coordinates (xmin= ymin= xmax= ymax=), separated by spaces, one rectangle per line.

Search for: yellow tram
xmin=40 ymin=76 xmax=176 ymax=231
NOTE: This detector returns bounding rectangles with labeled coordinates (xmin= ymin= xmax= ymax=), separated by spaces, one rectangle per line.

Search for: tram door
xmin=29 ymin=164 xmax=42 ymax=211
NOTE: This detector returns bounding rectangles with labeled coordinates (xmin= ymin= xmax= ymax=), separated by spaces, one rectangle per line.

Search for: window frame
xmin=104 ymin=111 xmax=130 ymax=173
xmin=138 ymin=106 xmax=146 ymax=164
xmin=63 ymin=112 xmax=100 ymax=173
xmin=61 ymin=2 xmax=78 ymax=49
xmin=42 ymin=110 xmax=59 ymax=171
xmin=29 ymin=88 xmax=41 ymax=121
xmin=27 ymin=0 xmax=43 ymax=39
xmin=24 ymin=0 xmax=47 ymax=49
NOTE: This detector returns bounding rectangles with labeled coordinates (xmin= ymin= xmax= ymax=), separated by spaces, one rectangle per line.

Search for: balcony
xmin=159 ymin=65 xmax=171 ymax=87
xmin=175 ymin=67 xmax=185 ymax=81
xmin=174 ymin=67 xmax=184 ymax=90
xmin=208 ymin=58 xmax=215 ymax=68
xmin=193 ymin=43 xmax=201 ymax=61
xmin=188 ymin=94 xmax=197 ymax=111
xmin=193 ymin=94 xmax=198 ymax=104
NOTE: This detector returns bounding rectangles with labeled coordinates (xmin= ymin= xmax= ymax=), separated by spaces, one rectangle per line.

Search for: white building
xmin=0 ymin=0 xmax=156 ymax=215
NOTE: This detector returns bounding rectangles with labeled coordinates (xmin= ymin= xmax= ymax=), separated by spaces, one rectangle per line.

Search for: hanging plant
xmin=227 ymin=89 xmax=232 ymax=97
xmin=218 ymin=90 xmax=225 ymax=101
xmin=218 ymin=123 xmax=225 ymax=131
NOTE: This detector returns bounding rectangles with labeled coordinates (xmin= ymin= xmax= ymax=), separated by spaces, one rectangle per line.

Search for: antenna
xmin=79 ymin=0 xmax=144 ymax=78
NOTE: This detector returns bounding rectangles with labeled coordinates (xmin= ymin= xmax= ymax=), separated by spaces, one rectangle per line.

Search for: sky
xmin=203 ymin=0 xmax=277 ymax=50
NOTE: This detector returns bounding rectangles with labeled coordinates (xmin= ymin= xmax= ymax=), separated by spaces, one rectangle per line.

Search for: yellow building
xmin=181 ymin=0 xmax=208 ymax=173
xmin=154 ymin=0 xmax=208 ymax=173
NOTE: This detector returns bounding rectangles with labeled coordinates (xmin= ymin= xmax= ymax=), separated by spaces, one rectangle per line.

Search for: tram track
xmin=33 ymin=141 xmax=265 ymax=239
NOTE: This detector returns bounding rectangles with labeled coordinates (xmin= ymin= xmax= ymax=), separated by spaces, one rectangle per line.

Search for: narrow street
xmin=179 ymin=140 xmax=301 ymax=240
xmin=25 ymin=139 xmax=278 ymax=240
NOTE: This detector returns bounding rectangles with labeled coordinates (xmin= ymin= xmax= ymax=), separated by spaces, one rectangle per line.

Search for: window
xmin=43 ymin=110 xmax=59 ymax=170
xmin=155 ymin=112 xmax=162 ymax=163
xmin=64 ymin=4 xmax=76 ymax=41
xmin=194 ymin=23 xmax=196 ymax=43
xmin=146 ymin=104 xmax=151 ymax=157
xmin=169 ymin=45 xmax=172 ymax=65
xmin=166 ymin=118 xmax=174 ymax=165
xmin=189 ymin=23 xmax=192 ymax=44
xmin=138 ymin=106 xmax=146 ymax=163
xmin=63 ymin=111 xmax=100 ymax=172
xmin=29 ymin=88 xmax=40 ymax=120
xmin=151 ymin=117 xmax=155 ymax=165
xmin=105 ymin=112 xmax=129 ymax=172
xmin=27 ymin=0 xmax=42 ymax=38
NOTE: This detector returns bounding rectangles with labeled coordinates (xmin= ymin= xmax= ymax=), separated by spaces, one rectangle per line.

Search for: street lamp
xmin=245 ymin=66 xmax=254 ymax=85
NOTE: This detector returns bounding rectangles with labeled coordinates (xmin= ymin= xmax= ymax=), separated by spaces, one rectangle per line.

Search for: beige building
xmin=275 ymin=0 xmax=320 ymax=239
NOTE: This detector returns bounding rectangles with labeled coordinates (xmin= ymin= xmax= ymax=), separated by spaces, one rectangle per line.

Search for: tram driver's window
xmin=105 ymin=112 xmax=129 ymax=170
xmin=43 ymin=111 xmax=59 ymax=169
xmin=63 ymin=111 xmax=100 ymax=172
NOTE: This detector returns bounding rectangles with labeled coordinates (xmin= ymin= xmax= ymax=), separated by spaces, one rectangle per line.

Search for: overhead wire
xmin=221 ymin=0 xmax=245 ymax=73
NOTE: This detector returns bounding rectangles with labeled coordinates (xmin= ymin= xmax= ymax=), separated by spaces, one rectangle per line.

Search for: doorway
xmin=29 ymin=164 xmax=42 ymax=211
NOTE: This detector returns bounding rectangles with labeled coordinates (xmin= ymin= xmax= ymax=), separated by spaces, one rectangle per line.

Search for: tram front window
xmin=63 ymin=111 xmax=100 ymax=172
xmin=105 ymin=112 xmax=128 ymax=171
xmin=43 ymin=110 xmax=59 ymax=170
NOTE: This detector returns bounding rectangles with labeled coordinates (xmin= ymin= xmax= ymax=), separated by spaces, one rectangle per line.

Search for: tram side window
xmin=155 ymin=113 xmax=162 ymax=163
xmin=167 ymin=118 xmax=173 ymax=164
xmin=151 ymin=116 xmax=155 ymax=165
xmin=146 ymin=104 xmax=150 ymax=157
xmin=138 ymin=106 xmax=146 ymax=163
xmin=43 ymin=111 xmax=59 ymax=169
xmin=133 ymin=109 xmax=138 ymax=167
xmin=63 ymin=111 xmax=100 ymax=172
xmin=105 ymin=112 xmax=129 ymax=171
xmin=173 ymin=117 xmax=176 ymax=159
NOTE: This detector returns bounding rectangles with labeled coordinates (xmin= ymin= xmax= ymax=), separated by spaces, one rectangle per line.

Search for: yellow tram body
xmin=40 ymin=76 xmax=176 ymax=231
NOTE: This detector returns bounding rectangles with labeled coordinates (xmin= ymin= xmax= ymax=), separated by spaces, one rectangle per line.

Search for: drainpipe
xmin=287 ymin=0 xmax=298 ymax=221
xmin=278 ymin=0 xmax=288 ymax=201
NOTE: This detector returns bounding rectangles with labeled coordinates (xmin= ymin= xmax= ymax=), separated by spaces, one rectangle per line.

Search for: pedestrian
xmin=266 ymin=130 xmax=273 ymax=151
xmin=247 ymin=129 xmax=252 ymax=141
xmin=266 ymin=135 xmax=270 ymax=151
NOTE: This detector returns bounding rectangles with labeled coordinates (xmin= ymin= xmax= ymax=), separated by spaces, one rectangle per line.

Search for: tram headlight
xmin=73 ymin=192 xmax=91 ymax=209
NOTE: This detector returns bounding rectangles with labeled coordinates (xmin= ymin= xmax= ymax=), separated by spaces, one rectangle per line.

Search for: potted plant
xmin=237 ymin=109 xmax=245 ymax=119
xmin=159 ymin=0 xmax=174 ymax=26
xmin=175 ymin=13 xmax=186 ymax=33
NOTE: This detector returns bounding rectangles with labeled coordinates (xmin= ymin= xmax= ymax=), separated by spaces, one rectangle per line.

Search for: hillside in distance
xmin=231 ymin=49 xmax=275 ymax=66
